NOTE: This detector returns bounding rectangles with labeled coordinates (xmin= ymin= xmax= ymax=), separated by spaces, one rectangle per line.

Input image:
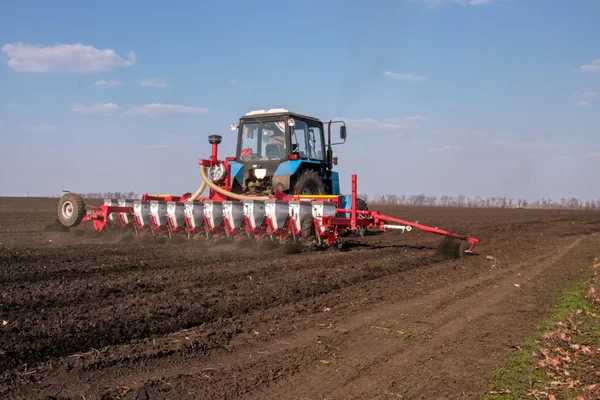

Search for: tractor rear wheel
xmin=57 ymin=192 xmax=85 ymax=228
xmin=291 ymin=169 xmax=327 ymax=195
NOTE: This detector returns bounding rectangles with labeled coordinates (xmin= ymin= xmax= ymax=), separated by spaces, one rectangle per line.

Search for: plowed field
xmin=1 ymin=197 xmax=600 ymax=399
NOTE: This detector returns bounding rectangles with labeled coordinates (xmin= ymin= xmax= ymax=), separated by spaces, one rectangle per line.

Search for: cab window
xmin=307 ymin=125 xmax=325 ymax=160
xmin=239 ymin=121 xmax=287 ymax=161
xmin=291 ymin=120 xmax=308 ymax=158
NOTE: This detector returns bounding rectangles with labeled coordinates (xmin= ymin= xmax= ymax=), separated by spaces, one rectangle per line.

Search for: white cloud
xmin=69 ymin=102 xmax=208 ymax=116
xmin=335 ymin=116 xmax=425 ymax=135
xmin=5 ymin=104 xmax=15 ymax=109
xmin=126 ymin=103 xmax=208 ymax=116
xmin=443 ymin=128 xmax=489 ymax=139
xmin=573 ymin=91 xmax=598 ymax=106
xmin=1 ymin=42 xmax=135 ymax=73
xmin=20 ymin=123 xmax=59 ymax=132
xmin=429 ymin=145 xmax=459 ymax=152
xmin=146 ymin=144 xmax=179 ymax=149
xmin=573 ymin=91 xmax=599 ymax=99
xmin=579 ymin=58 xmax=600 ymax=72
xmin=423 ymin=0 xmax=497 ymax=6
xmin=139 ymin=78 xmax=169 ymax=88
xmin=546 ymin=151 xmax=600 ymax=160
xmin=72 ymin=102 xmax=121 ymax=115
xmin=95 ymin=80 xmax=121 ymax=87
xmin=492 ymin=138 xmax=548 ymax=148
xmin=581 ymin=91 xmax=599 ymax=99
xmin=384 ymin=71 xmax=427 ymax=82
xmin=399 ymin=115 xmax=426 ymax=121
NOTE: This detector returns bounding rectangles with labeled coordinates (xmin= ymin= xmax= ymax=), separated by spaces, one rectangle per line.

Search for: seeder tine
xmin=264 ymin=199 xmax=293 ymax=242
xmin=104 ymin=199 xmax=119 ymax=222
xmin=243 ymin=200 xmax=266 ymax=232
xmin=289 ymin=200 xmax=312 ymax=233
xmin=133 ymin=200 xmax=151 ymax=230
xmin=204 ymin=200 xmax=224 ymax=238
xmin=118 ymin=199 xmax=135 ymax=226
xmin=311 ymin=200 xmax=337 ymax=233
xmin=149 ymin=200 xmax=168 ymax=233
xmin=223 ymin=201 xmax=245 ymax=236
xmin=167 ymin=201 xmax=186 ymax=235
xmin=184 ymin=201 xmax=204 ymax=237
xmin=264 ymin=200 xmax=289 ymax=231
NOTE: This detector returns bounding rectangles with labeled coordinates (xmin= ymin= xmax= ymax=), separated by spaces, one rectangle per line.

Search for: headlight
xmin=253 ymin=168 xmax=267 ymax=180
xmin=209 ymin=163 xmax=226 ymax=182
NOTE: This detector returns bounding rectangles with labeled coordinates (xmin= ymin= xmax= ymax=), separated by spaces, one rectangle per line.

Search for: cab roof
xmin=241 ymin=108 xmax=322 ymax=122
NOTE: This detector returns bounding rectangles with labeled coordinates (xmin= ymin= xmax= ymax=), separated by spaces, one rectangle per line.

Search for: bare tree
xmin=366 ymin=193 xmax=594 ymax=211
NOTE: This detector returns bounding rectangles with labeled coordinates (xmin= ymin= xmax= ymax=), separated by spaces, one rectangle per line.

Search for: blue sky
xmin=1 ymin=0 xmax=599 ymax=201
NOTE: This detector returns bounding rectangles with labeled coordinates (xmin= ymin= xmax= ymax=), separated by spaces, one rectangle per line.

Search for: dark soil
xmin=1 ymin=197 xmax=600 ymax=399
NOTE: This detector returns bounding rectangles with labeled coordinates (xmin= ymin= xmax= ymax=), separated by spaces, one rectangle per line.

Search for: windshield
xmin=239 ymin=121 xmax=287 ymax=161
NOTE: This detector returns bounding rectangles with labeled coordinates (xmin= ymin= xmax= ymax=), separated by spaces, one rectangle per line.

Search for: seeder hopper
xmin=56 ymin=108 xmax=478 ymax=256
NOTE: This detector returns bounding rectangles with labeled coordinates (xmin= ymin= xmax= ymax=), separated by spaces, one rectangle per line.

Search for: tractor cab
xmin=228 ymin=109 xmax=346 ymax=196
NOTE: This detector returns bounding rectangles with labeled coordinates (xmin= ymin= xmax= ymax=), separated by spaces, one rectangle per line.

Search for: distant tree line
xmin=10 ymin=191 xmax=600 ymax=211
xmin=78 ymin=191 xmax=138 ymax=200
xmin=361 ymin=194 xmax=600 ymax=210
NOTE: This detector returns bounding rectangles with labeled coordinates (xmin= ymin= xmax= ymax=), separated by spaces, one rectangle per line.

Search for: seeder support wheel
xmin=437 ymin=237 xmax=471 ymax=259
xmin=57 ymin=192 xmax=86 ymax=228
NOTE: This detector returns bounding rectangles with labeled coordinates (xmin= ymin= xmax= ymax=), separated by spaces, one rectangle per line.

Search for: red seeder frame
xmin=79 ymin=174 xmax=479 ymax=252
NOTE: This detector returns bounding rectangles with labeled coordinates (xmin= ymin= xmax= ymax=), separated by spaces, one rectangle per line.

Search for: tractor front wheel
xmin=356 ymin=197 xmax=368 ymax=211
xmin=291 ymin=169 xmax=327 ymax=195
xmin=355 ymin=197 xmax=369 ymax=237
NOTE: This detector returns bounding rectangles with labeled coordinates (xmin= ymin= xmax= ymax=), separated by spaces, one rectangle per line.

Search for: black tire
xmin=355 ymin=197 xmax=369 ymax=236
xmin=436 ymin=237 xmax=469 ymax=259
xmin=457 ymin=239 xmax=470 ymax=257
xmin=291 ymin=169 xmax=327 ymax=195
xmin=356 ymin=198 xmax=368 ymax=211
xmin=300 ymin=215 xmax=317 ymax=247
xmin=57 ymin=192 xmax=85 ymax=228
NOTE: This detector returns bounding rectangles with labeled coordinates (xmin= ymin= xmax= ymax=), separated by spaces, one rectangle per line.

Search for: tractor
xmin=226 ymin=108 xmax=345 ymax=197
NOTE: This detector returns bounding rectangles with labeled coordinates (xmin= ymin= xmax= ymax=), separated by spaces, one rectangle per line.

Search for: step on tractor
xmin=56 ymin=108 xmax=479 ymax=256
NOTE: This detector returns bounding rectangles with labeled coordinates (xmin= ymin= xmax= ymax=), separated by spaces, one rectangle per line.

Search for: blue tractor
xmin=227 ymin=108 xmax=348 ymax=197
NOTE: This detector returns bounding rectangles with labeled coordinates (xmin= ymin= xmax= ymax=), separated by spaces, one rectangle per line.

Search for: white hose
xmin=185 ymin=166 xmax=208 ymax=201
xmin=199 ymin=165 xmax=270 ymax=201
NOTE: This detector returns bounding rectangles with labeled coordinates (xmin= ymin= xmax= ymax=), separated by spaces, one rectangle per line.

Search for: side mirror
xmin=333 ymin=156 xmax=338 ymax=166
xmin=340 ymin=125 xmax=347 ymax=140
